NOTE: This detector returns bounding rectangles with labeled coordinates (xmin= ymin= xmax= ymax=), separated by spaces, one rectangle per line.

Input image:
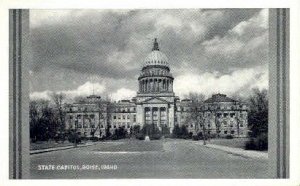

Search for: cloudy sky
xmin=29 ymin=9 xmax=268 ymax=102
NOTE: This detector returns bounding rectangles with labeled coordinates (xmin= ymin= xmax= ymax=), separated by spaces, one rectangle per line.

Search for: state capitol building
xmin=64 ymin=39 xmax=249 ymax=138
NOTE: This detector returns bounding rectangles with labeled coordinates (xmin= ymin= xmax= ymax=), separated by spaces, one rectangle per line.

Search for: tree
xmin=132 ymin=125 xmax=141 ymax=136
xmin=30 ymin=99 xmax=58 ymax=141
xmin=247 ymin=88 xmax=268 ymax=138
xmin=50 ymin=92 xmax=66 ymax=134
xmin=185 ymin=92 xmax=207 ymax=144
xmin=172 ymin=124 xmax=181 ymax=138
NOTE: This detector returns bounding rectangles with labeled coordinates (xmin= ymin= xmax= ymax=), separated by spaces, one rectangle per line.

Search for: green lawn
xmin=208 ymin=138 xmax=249 ymax=149
xmin=30 ymin=141 xmax=74 ymax=150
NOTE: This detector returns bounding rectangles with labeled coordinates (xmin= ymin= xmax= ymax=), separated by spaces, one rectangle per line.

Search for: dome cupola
xmin=143 ymin=38 xmax=169 ymax=68
xmin=138 ymin=38 xmax=174 ymax=94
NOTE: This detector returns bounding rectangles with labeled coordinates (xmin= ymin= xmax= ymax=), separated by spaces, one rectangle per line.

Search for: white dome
xmin=143 ymin=50 xmax=169 ymax=68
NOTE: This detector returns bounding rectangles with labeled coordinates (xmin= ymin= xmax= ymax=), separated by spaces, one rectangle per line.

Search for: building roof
xmin=204 ymin=93 xmax=236 ymax=103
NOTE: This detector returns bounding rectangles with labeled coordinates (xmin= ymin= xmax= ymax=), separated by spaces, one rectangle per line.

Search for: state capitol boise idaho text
xmin=37 ymin=164 xmax=117 ymax=171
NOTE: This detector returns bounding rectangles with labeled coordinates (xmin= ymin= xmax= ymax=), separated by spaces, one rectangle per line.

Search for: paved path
xmin=30 ymin=139 xmax=269 ymax=179
xmin=204 ymin=143 xmax=268 ymax=159
xmin=30 ymin=142 xmax=95 ymax=155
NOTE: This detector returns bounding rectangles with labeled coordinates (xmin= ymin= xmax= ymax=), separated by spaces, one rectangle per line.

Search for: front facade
xmin=64 ymin=39 xmax=248 ymax=138
xmin=134 ymin=38 xmax=176 ymax=133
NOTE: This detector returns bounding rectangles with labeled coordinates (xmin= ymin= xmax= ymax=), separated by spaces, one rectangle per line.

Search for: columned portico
xmin=143 ymin=106 xmax=169 ymax=127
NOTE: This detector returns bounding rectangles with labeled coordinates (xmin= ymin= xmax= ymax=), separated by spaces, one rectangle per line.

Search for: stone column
xmin=158 ymin=107 xmax=161 ymax=128
xmin=153 ymin=79 xmax=155 ymax=92
xmin=143 ymin=107 xmax=146 ymax=125
xmin=139 ymin=81 xmax=141 ymax=92
xmin=142 ymin=80 xmax=145 ymax=92
xmin=166 ymin=106 xmax=169 ymax=128
xmin=159 ymin=79 xmax=162 ymax=92
xmin=150 ymin=107 xmax=153 ymax=124
xmin=166 ymin=79 xmax=169 ymax=92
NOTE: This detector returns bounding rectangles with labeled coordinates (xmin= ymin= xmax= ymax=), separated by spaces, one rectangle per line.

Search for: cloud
xmin=174 ymin=66 xmax=268 ymax=98
xmin=62 ymin=81 xmax=106 ymax=98
xmin=29 ymin=90 xmax=53 ymax=100
xmin=29 ymin=9 xmax=268 ymax=98
xmin=30 ymin=81 xmax=106 ymax=101
xmin=111 ymin=88 xmax=136 ymax=101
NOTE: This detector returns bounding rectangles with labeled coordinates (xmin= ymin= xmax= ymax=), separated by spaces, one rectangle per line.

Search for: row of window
xmin=176 ymin=105 xmax=246 ymax=112
xmin=111 ymin=122 xmax=133 ymax=129
xmin=186 ymin=122 xmax=244 ymax=128
xmin=114 ymin=107 xmax=136 ymax=113
xmin=69 ymin=114 xmax=95 ymax=120
xmin=112 ymin=114 xmax=136 ymax=122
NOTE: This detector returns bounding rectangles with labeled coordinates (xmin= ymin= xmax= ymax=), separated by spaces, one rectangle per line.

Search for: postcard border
xmin=8 ymin=8 xmax=289 ymax=179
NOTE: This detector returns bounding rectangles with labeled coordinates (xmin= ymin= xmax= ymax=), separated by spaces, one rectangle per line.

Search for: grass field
xmin=208 ymin=138 xmax=249 ymax=149
xmin=30 ymin=141 xmax=74 ymax=150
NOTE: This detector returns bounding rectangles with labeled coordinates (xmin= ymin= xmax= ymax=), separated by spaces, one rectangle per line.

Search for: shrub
xmin=132 ymin=125 xmax=141 ymax=135
xmin=111 ymin=134 xmax=119 ymax=140
xmin=245 ymin=133 xmax=268 ymax=151
xmin=225 ymin=135 xmax=234 ymax=139
xmin=209 ymin=133 xmax=217 ymax=139
xmin=164 ymin=134 xmax=172 ymax=138
xmin=136 ymin=133 xmax=145 ymax=140
xmin=68 ymin=131 xmax=81 ymax=143
xmin=150 ymin=133 xmax=161 ymax=140
xmin=245 ymin=138 xmax=256 ymax=150
xmin=172 ymin=125 xmax=190 ymax=139
xmin=89 ymin=136 xmax=98 ymax=141
xmin=161 ymin=125 xmax=170 ymax=135
xmin=197 ymin=132 xmax=204 ymax=140
xmin=192 ymin=135 xmax=200 ymax=141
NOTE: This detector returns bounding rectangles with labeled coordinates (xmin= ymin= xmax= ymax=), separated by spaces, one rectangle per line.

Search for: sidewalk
xmin=30 ymin=142 xmax=95 ymax=155
xmin=204 ymin=143 xmax=268 ymax=160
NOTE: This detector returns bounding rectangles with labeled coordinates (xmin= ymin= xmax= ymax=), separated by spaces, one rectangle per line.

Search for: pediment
xmin=142 ymin=97 xmax=169 ymax=104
